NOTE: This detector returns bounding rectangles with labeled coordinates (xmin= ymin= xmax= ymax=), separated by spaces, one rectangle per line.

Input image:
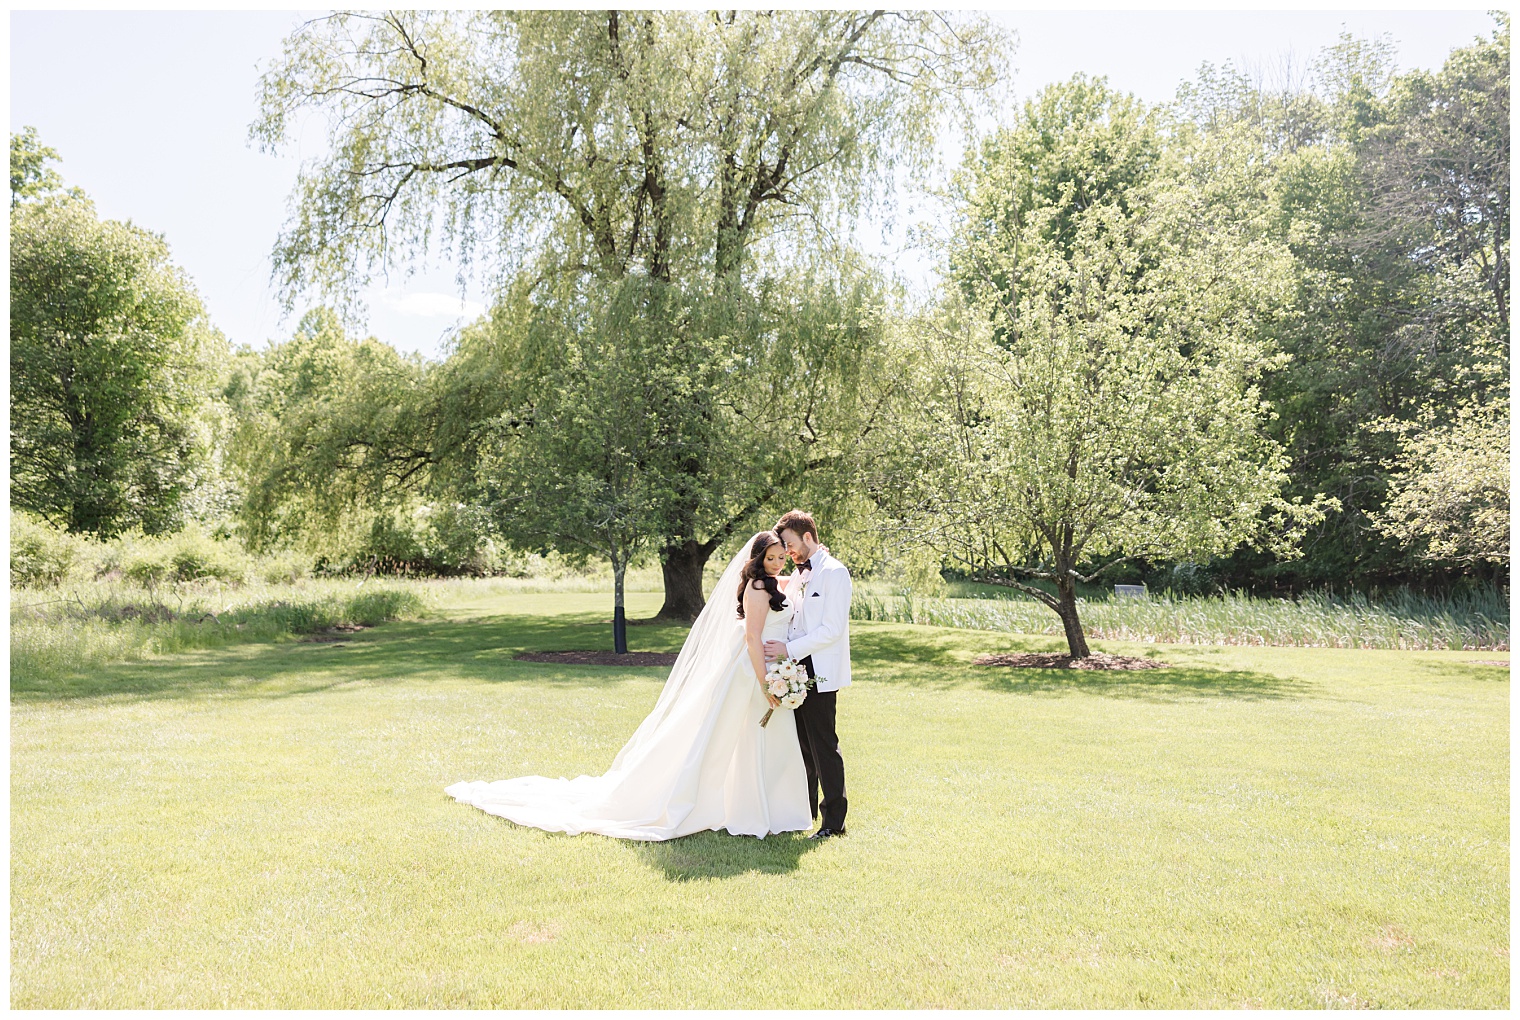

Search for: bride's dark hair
xmin=736 ymin=531 xmax=788 ymax=619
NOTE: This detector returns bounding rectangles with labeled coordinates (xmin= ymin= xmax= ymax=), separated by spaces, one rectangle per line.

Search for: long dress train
xmin=445 ymin=543 xmax=811 ymax=841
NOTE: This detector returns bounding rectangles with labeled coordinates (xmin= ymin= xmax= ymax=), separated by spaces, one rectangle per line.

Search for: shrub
xmin=11 ymin=512 xmax=83 ymax=587
xmin=340 ymin=501 xmax=515 ymax=576
xmin=494 ymin=548 xmax=577 ymax=579
xmin=1162 ymin=561 xmax=1224 ymax=596
xmin=257 ymin=549 xmax=311 ymax=585
xmin=120 ymin=539 xmax=173 ymax=587
xmin=422 ymin=502 xmax=499 ymax=575
xmin=360 ymin=508 xmax=429 ymax=569
xmin=116 ymin=527 xmax=250 ymax=587
xmin=165 ymin=527 xmax=249 ymax=582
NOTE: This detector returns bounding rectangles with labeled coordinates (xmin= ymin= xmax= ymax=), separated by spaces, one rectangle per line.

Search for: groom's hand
xmin=763 ymin=640 xmax=788 ymax=662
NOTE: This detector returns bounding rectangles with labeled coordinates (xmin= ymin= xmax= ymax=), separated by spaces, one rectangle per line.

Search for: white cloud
xmin=376 ymin=289 xmax=486 ymax=319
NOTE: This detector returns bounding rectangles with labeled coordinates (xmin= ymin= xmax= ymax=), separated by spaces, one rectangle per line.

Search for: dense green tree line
xmin=1182 ymin=24 xmax=1510 ymax=590
xmin=10 ymin=14 xmax=1507 ymax=635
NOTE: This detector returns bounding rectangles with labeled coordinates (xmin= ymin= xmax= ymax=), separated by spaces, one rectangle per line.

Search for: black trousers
xmin=794 ymin=656 xmax=847 ymax=830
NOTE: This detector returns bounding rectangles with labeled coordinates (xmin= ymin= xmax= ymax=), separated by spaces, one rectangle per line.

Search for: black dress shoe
xmin=807 ymin=827 xmax=846 ymax=840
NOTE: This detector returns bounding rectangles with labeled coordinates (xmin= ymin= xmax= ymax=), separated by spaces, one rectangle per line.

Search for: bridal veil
xmin=445 ymin=533 xmax=810 ymax=840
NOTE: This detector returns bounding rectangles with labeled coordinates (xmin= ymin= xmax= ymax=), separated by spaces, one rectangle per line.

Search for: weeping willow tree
xmin=253 ymin=9 xmax=1005 ymax=617
xmin=444 ymin=260 xmax=895 ymax=649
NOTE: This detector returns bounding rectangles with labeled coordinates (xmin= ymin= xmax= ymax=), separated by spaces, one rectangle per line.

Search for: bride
xmin=445 ymin=531 xmax=812 ymax=840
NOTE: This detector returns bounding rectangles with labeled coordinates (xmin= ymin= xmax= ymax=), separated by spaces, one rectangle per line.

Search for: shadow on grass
xmin=1402 ymin=658 xmax=1512 ymax=682
xmin=971 ymin=665 xmax=1309 ymax=700
xmin=14 ymin=609 xmax=1311 ymax=706
xmin=11 ymin=611 xmax=695 ymax=705
xmin=629 ymin=828 xmax=819 ymax=881
xmin=852 ymin=628 xmax=973 ymax=668
xmin=851 ymin=625 xmax=1310 ymax=701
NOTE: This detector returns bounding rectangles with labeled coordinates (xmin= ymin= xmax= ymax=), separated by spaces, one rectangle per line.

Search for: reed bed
xmin=852 ymin=588 xmax=1509 ymax=651
xmin=11 ymin=577 xmax=431 ymax=685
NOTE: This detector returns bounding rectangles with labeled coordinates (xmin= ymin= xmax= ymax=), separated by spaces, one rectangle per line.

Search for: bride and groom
xmin=446 ymin=509 xmax=851 ymax=842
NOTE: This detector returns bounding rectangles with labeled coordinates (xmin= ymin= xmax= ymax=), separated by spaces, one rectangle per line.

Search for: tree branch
xmin=1073 ymin=555 xmax=1133 ymax=584
xmin=969 ymin=574 xmax=1061 ymax=611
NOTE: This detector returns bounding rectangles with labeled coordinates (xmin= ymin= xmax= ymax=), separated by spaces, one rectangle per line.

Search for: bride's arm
xmin=743 ymin=584 xmax=781 ymax=708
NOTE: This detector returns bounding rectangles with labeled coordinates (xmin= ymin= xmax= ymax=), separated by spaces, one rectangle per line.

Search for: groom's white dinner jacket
xmin=785 ymin=548 xmax=852 ymax=692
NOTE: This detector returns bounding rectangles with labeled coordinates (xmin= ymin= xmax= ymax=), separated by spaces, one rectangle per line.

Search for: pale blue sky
xmin=10 ymin=10 xmax=1500 ymax=359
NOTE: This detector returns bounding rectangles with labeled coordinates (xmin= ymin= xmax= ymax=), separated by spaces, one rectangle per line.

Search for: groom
xmin=765 ymin=510 xmax=851 ymax=840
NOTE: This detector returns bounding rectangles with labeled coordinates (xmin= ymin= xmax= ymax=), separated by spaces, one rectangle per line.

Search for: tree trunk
xmin=1055 ymin=573 xmax=1091 ymax=659
xmin=655 ymin=539 xmax=713 ymax=621
xmin=613 ymin=561 xmax=629 ymax=654
xmin=68 ymin=449 xmax=107 ymax=537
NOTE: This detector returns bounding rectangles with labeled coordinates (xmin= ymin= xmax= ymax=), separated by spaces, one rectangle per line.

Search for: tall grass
xmin=11 ymin=577 xmax=431 ymax=685
xmin=852 ymin=587 xmax=1509 ymax=651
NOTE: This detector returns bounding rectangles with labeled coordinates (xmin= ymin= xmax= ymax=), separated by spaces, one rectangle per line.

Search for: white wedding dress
xmin=445 ymin=537 xmax=812 ymax=841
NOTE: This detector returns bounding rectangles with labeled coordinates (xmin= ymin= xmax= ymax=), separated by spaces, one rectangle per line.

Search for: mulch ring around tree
xmin=973 ymin=651 xmax=1170 ymax=671
xmin=514 ymin=651 xmax=680 ymax=667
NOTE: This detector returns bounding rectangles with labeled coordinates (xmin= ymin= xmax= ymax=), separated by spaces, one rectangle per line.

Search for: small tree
xmin=477 ymin=277 xmax=699 ymax=653
xmin=876 ymin=78 xmax=1326 ymax=657
xmin=10 ymin=133 xmax=224 ymax=537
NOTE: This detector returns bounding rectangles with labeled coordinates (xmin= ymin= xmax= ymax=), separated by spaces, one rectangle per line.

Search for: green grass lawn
xmin=11 ymin=587 xmax=1509 ymax=1007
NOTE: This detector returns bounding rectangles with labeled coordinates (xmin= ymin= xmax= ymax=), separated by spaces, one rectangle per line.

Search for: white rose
xmin=767 ymin=678 xmax=789 ymax=697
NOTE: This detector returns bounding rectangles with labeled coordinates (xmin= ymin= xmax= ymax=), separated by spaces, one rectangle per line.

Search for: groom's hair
xmin=773 ymin=510 xmax=818 ymax=543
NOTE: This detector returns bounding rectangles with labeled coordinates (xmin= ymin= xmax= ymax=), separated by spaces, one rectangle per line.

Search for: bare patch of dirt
xmin=1467 ymin=659 xmax=1509 ymax=667
xmin=1369 ymin=924 xmax=1416 ymax=952
xmin=514 ymin=650 xmax=679 ymax=667
xmin=507 ymin=920 xmax=558 ymax=944
xmin=972 ymin=651 xmax=1169 ymax=671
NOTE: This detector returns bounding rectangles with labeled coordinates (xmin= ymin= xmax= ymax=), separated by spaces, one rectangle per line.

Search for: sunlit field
xmin=11 ymin=7 xmax=1510 ymax=1010
xmin=11 ymin=584 xmax=1507 ymax=1008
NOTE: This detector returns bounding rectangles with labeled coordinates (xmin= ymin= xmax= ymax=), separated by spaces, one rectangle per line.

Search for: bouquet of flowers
xmin=759 ymin=657 xmax=819 ymax=727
